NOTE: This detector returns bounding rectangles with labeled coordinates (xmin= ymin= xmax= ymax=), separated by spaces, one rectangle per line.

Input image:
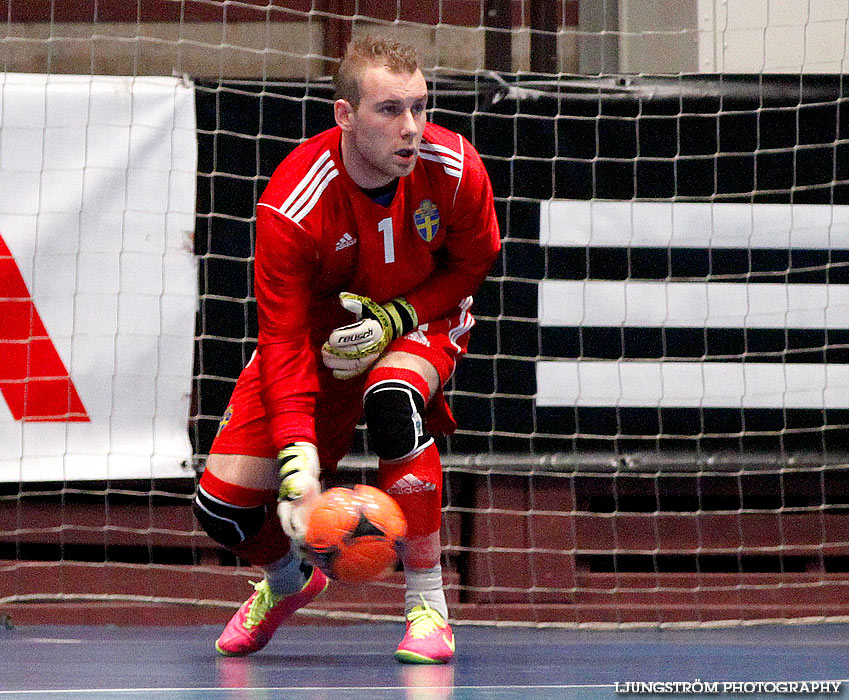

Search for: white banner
xmin=539 ymin=281 xmax=849 ymax=329
xmin=0 ymin=74 xmax=198 ymax=481
xmin=540 ymin=200 xmax=849 ymax=249
xmin=536 ymin=361 xmax=849 ymax=409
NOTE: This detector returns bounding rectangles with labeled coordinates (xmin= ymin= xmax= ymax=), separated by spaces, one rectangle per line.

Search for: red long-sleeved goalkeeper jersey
xmin=253 ymin=122 xmax=501 ymax=449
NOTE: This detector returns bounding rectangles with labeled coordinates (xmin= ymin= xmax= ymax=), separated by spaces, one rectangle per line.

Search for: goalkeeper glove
xmin=276 ymin=442 xmax=321 ymax=544
xmin=321 ymin=292 xmax=418 ymax=380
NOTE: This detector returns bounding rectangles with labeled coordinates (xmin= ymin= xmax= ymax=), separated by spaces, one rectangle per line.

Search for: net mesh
xmin=1 ymin=0 xmax=848 ymax=627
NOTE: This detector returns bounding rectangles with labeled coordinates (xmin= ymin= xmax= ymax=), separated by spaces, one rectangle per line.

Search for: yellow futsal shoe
xmin=394 ymin=600 xmax=455 ymax=664
xmin=215 ymin=566 xmax=328 ymax=656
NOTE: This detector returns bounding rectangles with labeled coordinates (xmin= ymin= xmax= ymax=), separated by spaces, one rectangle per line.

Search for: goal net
xmin=1 ymin=0 xmax=848 ymax=628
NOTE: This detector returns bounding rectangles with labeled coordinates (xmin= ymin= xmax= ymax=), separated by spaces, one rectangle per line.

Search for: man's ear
xmin=334 ymin=98 xmax=355 ymax=131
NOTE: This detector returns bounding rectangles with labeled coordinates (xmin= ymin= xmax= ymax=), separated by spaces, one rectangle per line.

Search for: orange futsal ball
xmin=303 ymin=485 xmax=407 ymax=583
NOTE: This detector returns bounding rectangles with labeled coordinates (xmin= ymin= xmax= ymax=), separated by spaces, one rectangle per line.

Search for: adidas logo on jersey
xmin=335 ymin=232 xmax=356 ymax=251
xmin=386 ymin=474 xmax=437 ymax=495
xmin=405 ymin=330 xmax=431 ymax=347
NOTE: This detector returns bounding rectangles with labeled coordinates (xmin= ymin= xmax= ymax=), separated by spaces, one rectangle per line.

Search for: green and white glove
xmin=276 ymin=441 xmax=320 ymax=543
xmin=321 ymin=292 xmax=418 ymax=380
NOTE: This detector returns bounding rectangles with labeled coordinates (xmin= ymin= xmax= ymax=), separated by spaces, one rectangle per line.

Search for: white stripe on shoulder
xmin=419 ymin=152 xmax=462 ymax=178
xmin=258 ymin=150 xmax=338 ymax=223
xmin=282 ymin=158 xmax=337 ymax=221
xmin=420 ymin=139 xmax=464 ymax=179
xmin=289 ymin=168 xmax=338 ymax=223
xmin=280 ymin=150 xmax=331 ymax=213
xmin=452 ymin=137 xmax=464 ymax=206
xmin=420 ymin=141 xmax=462 ymax=164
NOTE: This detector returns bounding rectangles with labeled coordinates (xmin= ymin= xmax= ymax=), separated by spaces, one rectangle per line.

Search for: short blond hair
xmin=335 ymin=36 xmax=421 ymax=107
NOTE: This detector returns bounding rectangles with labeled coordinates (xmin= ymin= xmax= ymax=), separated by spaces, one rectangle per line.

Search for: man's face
xmin=337 ymin=64 xmax=428 ymax=188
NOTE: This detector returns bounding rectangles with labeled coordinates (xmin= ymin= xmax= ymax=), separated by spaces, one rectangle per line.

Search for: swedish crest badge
xmin=216 ymin=404 xmax=233 ymax=436
xmin=414 ymin=199 xmax=440 ymax=242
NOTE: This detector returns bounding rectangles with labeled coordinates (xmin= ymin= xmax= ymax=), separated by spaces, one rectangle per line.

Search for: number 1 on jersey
xmin=379 ymin=217 xmax=395 ymax=264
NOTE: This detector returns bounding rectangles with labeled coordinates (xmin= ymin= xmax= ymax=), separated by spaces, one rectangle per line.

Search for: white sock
xmin=262 ymin=548 xmax=306 ymax=595
xmin=404 ymin=564 xmax=448 ymax=620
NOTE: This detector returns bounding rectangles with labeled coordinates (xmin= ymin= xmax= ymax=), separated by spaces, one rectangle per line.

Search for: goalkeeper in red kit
xmin=192 ymin=35 xmax=500 ymax=663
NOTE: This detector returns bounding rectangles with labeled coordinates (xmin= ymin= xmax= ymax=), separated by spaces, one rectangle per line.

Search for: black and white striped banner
xmin=537 ymin=200 xmax=849 ymax=411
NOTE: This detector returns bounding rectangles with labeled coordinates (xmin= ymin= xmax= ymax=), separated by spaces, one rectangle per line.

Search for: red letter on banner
xmin=0 ymin=233 xmax=89 ymax=421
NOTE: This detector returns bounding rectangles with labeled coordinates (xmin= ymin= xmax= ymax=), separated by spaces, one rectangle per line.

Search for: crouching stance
xmin=193 ymin=445 xmax=328 ymax=657
xmin=194 ymin=34 xmax=500 ymax=663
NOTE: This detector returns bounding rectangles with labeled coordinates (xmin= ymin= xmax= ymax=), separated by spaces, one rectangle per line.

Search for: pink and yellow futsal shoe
xmin=394 ymin=600 xmax=455 ymax=664
xmin=215 ymin=566 xmax=328 ymax=656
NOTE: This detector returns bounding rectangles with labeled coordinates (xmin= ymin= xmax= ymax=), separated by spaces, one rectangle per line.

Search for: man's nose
xmin=400 ymin=109 xmax=419 ymax=136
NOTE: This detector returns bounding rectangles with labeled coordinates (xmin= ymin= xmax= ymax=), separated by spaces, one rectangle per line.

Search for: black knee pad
xmin=192 ymin=485 xmax=266 ymax=548
xmin=364 ymin=380 xmax=433 ymax=462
